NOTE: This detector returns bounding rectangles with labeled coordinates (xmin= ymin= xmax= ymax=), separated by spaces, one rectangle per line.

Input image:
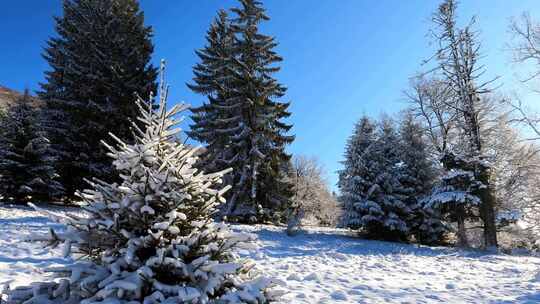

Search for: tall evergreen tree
xmin=397 ymin=113 xmax=447 ymax=244
xmin=430 ymin=0 xmax=498 ymax=247
xmin=39 ymin=0 xmax=157 ymax=199
xmin=0 ymin=92 xmax=63 ymax=202
xmin=338 ymin=116 xmax=377 ymax=229
xmin=188 ymin=10 xmax=237 ymax=178
xmin=339 ymin=117 xmax=412 ymax=241
xmin=189 ymin=0 xmax=294 ymax=223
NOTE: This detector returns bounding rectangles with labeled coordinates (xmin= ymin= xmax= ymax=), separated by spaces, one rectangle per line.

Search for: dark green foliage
xmin=39 ymin=0 xmax=157 ymax=199
xmin=339 ymin=117 xmax=412 ymax=242
xmin=398 ymin=113 xmax=447 ymax=245
xmin=188 ymin=10 xmax=237 ymax=177
xmin=339 ymin=114 xmax=448 ymax=243
xmin=188 ymin=0 xmax=294 ymax=223
xmin=0 ymin=92 xmax=63 ymax=202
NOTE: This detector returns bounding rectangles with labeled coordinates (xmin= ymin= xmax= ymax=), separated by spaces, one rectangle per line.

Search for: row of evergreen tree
xmin=338 ymin=114 xmax=446 ymax=244
xmin=339 ymin=0 xmax=507 ymax=248
xmin=0 ymin=0 xmax=295 ymax=224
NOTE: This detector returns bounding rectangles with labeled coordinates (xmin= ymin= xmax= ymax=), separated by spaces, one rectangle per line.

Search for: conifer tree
xmin=371 ymin=118 xmax=413 ymax=241
xmin=188 ymin=9 xmax=237 ymax=186
xmin=39 ymin=0 xmax=157 ymax=199
xmin=397 ymin=113 xmax=447 ymax=244
xmin=338 ymin=116 xmax=377 ymax=229
xmin=0 ymin=91 xmax=63 ymax=203
xmin=425 ymin=153 xmax=484 ymax=247
xmin=189 ymin=0 xmax=294 ymax=223
xmin=429 ymin=0 xmax=498 ymax=247
xmin=7 ymin=66 xmax=278 ymax=303
xmin=339 ymin=117 xmax=412 ymax=241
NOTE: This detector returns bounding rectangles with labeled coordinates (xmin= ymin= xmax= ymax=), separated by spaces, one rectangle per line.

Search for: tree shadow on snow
xmin=0 ymin=216 xmax=65 ymax=231
xmin=498 ymin=291 xmax=540 ymax=304
xmin=250 ymin=226 xmax=500 ymax=260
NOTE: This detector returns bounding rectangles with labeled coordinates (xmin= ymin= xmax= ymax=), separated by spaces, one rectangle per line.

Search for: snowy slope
xmin=0 ymin=205 xmax=83 ymax=289
xmin=241 ymin=225 xmax=540 ymax=303
xmin=1 ymin=205 xmax=539 ymax=303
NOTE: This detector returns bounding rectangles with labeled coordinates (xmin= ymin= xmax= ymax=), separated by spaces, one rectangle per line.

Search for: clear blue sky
xmin=2 ymin=1 xmax=540 ymax=189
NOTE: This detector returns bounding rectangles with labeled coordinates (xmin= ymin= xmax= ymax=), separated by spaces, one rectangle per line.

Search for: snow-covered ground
xmin=1 ymin=205 xmax=539 ymax=303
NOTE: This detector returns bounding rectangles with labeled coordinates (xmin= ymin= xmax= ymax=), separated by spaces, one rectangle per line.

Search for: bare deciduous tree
xmin=405 ymin=75 xmax=458 ymax=156
xmin=287 ymin=155 xmax=340 ymax=235
xmin=410 ymin=0 xmax=499 ymax=248
xmin=509 ymin=13 xmax=540 ymax=83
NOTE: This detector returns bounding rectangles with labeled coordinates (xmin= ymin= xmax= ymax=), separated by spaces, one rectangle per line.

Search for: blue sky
xmin=2 ymin=1 xmax=540 ymax=189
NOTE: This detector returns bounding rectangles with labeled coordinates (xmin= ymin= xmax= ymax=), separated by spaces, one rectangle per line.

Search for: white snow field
xmin=1 ymin=205 xmax=539 ymax=304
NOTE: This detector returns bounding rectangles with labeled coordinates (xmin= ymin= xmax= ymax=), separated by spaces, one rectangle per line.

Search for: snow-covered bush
xmin=7 ymin=65 xmax=279 ymax=304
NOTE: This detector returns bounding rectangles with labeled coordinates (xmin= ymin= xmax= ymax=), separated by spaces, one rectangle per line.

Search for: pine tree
xmin=188 ymin=0 xmax=294 ymax=223
xmin=397 ymin=113 xmax=447 ymax=244
xmin=7 ymin=67 xmax=278 ymax=303
xmin=0 ymin=91 xmax=63 ymax=203
xmin=338 ymin=116 xmax=378 ymax=229
xmin=425 ymin=153 xmax=484 ymax=247
xmin=187 ymin=10 xmax=238 ymax=196
xmin=339 ymin=117 xmax=412 ymax=241
xmin=39 ymin=0 xmax=157 ymax=199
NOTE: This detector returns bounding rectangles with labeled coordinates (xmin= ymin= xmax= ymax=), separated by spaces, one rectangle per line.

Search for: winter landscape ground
xmin=1 ymin=204 xmax=539 ymax=304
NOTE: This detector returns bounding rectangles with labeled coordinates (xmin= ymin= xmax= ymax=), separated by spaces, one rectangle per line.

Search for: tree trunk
xmin=223 ymin=191 xmax=238 ymax=221
xmin=477 ymin=168 xmax=498 ymax=248
xmin=456 ymin=206 xmax=469 ymax=248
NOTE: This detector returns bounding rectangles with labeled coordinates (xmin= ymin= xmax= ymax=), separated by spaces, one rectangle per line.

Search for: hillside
xmin=1 ymin=205 xmax=539 ymax=303
xmin=0 ymin=86 xmax=42 ymax=110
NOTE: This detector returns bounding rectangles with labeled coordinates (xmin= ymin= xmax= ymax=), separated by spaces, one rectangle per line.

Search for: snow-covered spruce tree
xmin=7 ymin=69 xmax=278 ymax=304
xmin=189 ymin=0 xmax=294 ymax=223
xmin=338 ymin=116 xmax=377 ymax=229
xmin=0 ymin=91 xmax=63 ymax=203
xmin=424 ymin=152 xmax=484 ymax=247
xmin=370 ymin=117 xmax=414 ymax=241
xmin=397 ymin=113 xmax=447 ymax=245
xmin=39 ymin=0 xmax=157 ymax=200
xmin=339 ymin=116 xmax=412 ymax=241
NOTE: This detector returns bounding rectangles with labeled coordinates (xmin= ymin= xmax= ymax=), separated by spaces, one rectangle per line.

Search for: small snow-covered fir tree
xmin=339 ymin=117 xmax=412 ymax=241
xmin=7 ymin=65 xmax=278 ymax=304
xmin=397 ymin=113 xmax=447 ymax=244
xmin=0 ymin=91 xmax=63 ymax=203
